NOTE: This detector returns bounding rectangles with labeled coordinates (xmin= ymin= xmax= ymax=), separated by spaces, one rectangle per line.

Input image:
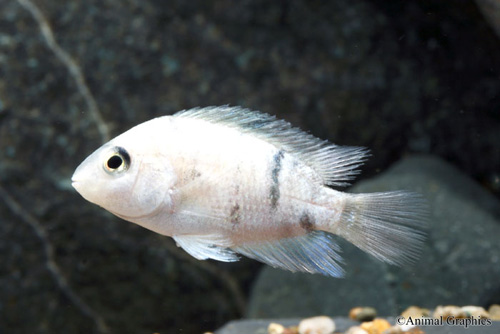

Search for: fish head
xmin=71 ymin=128 xmax=176 ymax=220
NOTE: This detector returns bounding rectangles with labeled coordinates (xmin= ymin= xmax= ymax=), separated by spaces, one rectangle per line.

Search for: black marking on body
xmin=190 ymin=168 xmax=201 ymax=179
xmin=299 ymin=212 xmax=315 ymax=233
xmin=116 ymin=146 xmax=131 ymax=166
xmin=230 ymin=203 xmax=241 ymax=226
xmin=181 ymin=168 xmax=202 ymax=184
xmin=269 ymin=150 xmax=284 ymax=209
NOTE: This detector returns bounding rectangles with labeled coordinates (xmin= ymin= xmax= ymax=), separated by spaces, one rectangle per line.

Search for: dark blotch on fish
xmin=269 ymin=150 xmax=284 ymax=209
xmin=230 ymin=203 xmax=241 ymax=226
xmin=190 ymin=168 xmax=201 ymax=179
xmin=116 ymin=146 xmax=131 ymax=166
xmin=299 ymin=212 xmax=315 ymax=232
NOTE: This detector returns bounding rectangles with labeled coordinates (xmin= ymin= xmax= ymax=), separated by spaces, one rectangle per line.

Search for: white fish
xmin=72 ymin=106 xmax=426 ymax=277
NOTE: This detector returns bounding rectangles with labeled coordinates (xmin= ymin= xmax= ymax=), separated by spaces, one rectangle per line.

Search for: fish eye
xmin=107 ymin=155 xmax=123 ymax=169
xmin=104 ymin=147 xmax=130 ymax=173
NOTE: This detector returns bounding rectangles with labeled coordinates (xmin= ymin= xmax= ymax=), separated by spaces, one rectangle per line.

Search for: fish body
xmin=72 ymin=106 xmax=426 ymax=277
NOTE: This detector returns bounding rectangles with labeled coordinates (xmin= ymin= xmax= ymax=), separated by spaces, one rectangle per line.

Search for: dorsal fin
xmin=174 ymin=106 xmax=369 ymax=186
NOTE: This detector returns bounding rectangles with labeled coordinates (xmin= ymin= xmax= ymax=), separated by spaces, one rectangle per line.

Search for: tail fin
xmin=336 ymin=191 xmax=427 ymax=266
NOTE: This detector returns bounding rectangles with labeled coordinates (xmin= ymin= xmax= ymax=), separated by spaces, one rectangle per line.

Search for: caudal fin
xmin=336 ymin=191 xmax=427 ymax=266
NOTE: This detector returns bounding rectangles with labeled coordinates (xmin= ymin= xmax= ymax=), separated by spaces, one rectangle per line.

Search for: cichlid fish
xmin=72 ymin=106 xmax=426 ymax=277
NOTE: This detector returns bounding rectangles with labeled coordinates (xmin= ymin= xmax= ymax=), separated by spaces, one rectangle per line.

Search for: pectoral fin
xmin=173 ymin=234 xmax=239 ymax=262
xmin=232 ymin=231 xmax=345 ymax=277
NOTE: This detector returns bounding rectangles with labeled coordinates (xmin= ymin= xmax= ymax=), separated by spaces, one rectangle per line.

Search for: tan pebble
xmin=381 ymin=325 xmax=403 ymax=334
xmin=488 ymin=304 xmax=500 ymax=321
xmin=461 ymin=305 xmax=489 ymax=318
xmin=360 ymin=318 xmax=391 ymax=334
xmin=349 ymin=307 xmax=377 ymax=322
xmin=298 ymin=316 xmax=335 ymax=334
xmin=433 ymin=305 xmax=465 ymax=319
xmin=349 ymin=307 xmax=362 ymax=320
xmin=268 ymin=323 xmax=286 ymax=334
xmin=401 ymin=306 xmax=430 ymax=319
xmin=345 ymin=326 xmax=369 ymax=334
xmin=283 ymin=326 xmax=299 ymax=334
xmin=405 ymin=328 xmax=425 ymax=334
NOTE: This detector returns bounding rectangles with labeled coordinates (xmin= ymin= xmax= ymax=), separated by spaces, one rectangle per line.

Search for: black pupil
xmin=107 ymin=155 xmax=123 ymax=169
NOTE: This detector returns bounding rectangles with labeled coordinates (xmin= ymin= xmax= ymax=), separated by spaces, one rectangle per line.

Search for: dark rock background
xmin=0 ymin=0 xmax=499 ymax=333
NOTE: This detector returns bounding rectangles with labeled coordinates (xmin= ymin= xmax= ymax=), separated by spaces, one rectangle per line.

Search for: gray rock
xmin=247 ymin=155 xmax=500 ymax=318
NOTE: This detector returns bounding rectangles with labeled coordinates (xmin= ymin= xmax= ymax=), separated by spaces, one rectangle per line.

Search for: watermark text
xmin=396 ymin=316 xmax=492 ymax=328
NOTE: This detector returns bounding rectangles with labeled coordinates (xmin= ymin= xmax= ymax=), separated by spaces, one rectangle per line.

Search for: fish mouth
xmin=70 ymin=176 xmax=81 ymax=190
xmin=71 ymin=166 xmax=84 ymax=190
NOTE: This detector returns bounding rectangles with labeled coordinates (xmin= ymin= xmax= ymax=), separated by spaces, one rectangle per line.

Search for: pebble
xmin=433 ymin=305 xmax=465 ymax=319
xmin=488 ymin=304 xmax=500 ymax=320
xmin=267 ymin=323 xmax=299 ymax=334
xmin=298 ymin=316 xmax=335 ymax=334
xmin=268 ymin=323 xmax=286 ymax=334
xmin=349 ymin=307 xmax=377 ymax=322
xmin=404 ymin=328 xmax=425 ymax=334
xmin=380 ymin=325 xmax=403 ymax=334
xmin=345 ymin=326 xmax=369 ymax=334
xmin=401 ymin=306 xmax=430 ymax=319
xmin=461 ymin=305 xmax=489 ymax=318
xmin=360 ymin=318 xmax=391 ymax=334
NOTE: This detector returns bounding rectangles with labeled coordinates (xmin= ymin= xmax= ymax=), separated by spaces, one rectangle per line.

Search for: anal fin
xmin=173 ymin=234 xmax=239 ymax=262
xmin=232 ymin=231 xmax=345 ymax=277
